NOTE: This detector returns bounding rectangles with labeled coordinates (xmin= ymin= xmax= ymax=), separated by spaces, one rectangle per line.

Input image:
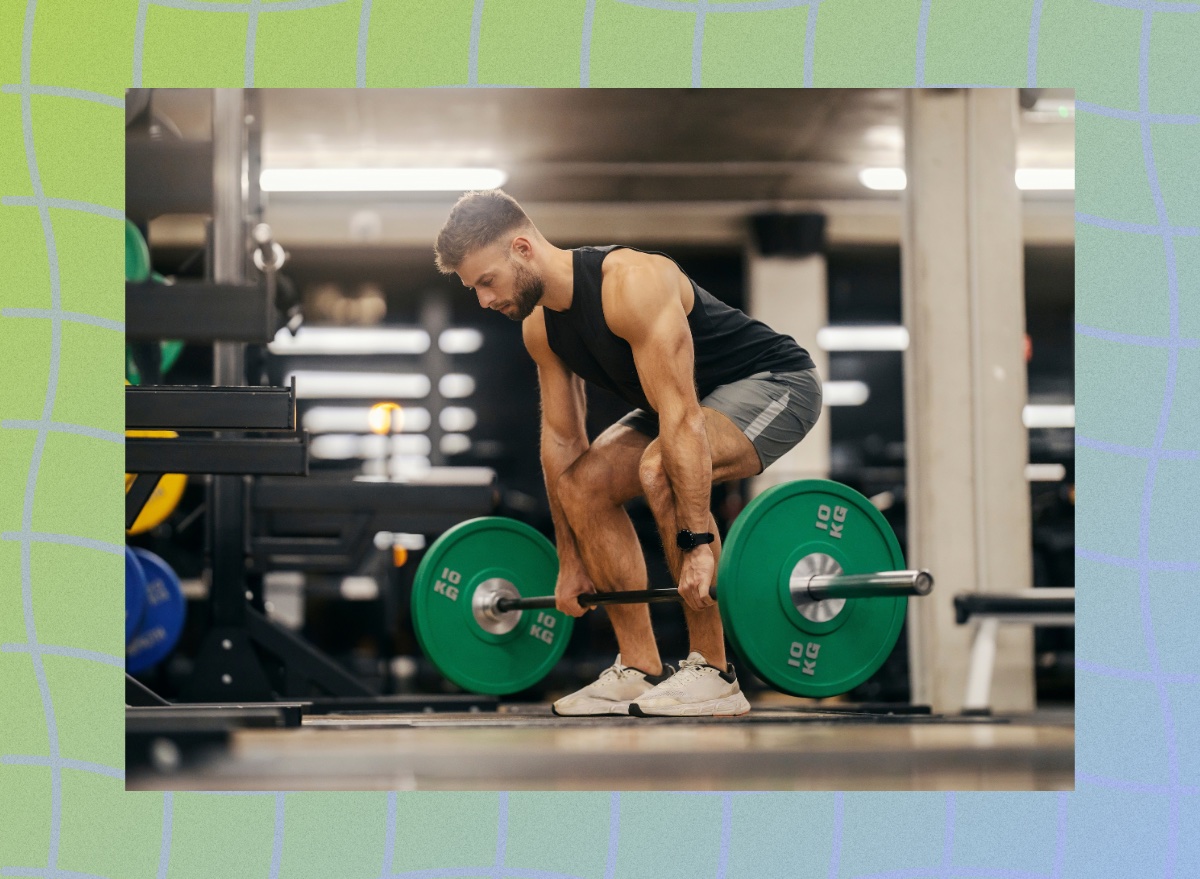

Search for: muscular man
xmin=434 ymin=190 xmax=822 ymax=717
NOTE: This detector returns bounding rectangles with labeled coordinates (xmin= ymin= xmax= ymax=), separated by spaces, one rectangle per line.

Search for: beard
xmin=504 ymin=258 xmax=544 ymax=322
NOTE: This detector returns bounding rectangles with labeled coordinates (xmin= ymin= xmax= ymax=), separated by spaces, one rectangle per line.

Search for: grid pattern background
xmin=0 ymin=1 xmax=1195 ymax=876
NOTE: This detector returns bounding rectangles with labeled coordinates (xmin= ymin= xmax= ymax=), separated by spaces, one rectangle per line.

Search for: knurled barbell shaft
xmin=495 ymin=569 xmax=934 ymax=613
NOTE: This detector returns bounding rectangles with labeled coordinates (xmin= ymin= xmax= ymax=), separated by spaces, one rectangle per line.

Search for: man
xmin=435 ymin=190 xmax=821 ymax=717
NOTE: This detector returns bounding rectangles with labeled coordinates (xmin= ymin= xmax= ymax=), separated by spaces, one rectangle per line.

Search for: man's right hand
xmin=555 ymin=567 xmax=597 ymax=617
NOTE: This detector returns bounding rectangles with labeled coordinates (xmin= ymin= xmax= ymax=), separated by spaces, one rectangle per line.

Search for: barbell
xmin=411 ymin=479 xmax=933 ymax=699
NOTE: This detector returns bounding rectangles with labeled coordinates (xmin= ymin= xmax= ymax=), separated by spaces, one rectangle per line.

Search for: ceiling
xmin=142 ymin=88 xmax=1075 ymax=206
xmin=134 ymin=88 xmax=1074 ymax=261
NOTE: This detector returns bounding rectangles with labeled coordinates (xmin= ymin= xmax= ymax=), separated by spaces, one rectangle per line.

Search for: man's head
xmin=435 ymin=189 xmax=545 ymax=322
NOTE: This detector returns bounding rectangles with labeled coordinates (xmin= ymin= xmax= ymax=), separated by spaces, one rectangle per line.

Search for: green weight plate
xmin=160 ymin=339 xmax=185 ymax=374
xmin=125 ymin=218 xmax=150 ymax=282
xmin=412 ymin=517 xmax=572 ymax=696
xmin=125 ymin=345 xmax=141 ymax=386
xmin=126 ymin=341 xmax=183 ymax=385
xmin=717 ymin=479 xmax=907 ymax=698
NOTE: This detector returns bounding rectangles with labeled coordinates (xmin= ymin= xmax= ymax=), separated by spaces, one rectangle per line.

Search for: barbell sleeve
xmin=494 ymin=569 xmax=933 ymax=613
xmin=803 ymin=569 xmax=934 ymax=601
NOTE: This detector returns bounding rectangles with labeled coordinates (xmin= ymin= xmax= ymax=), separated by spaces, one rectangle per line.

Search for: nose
xmin=477 ymin=291 xmax=495 ymax=309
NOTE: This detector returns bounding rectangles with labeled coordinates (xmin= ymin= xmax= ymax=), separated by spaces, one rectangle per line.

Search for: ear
xmin=510 ymin=234 xmax=534 ymax=260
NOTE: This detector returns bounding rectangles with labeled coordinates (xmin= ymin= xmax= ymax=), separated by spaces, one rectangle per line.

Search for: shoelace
xmin=664 ymin=658 xmax=709 ymax=686
xmin=597 ymin=663 xmax=642 ymax=683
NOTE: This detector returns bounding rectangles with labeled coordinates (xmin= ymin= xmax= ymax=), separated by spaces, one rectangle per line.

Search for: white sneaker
xmin=628 ymin=651 xmax=751 ymax=717
xmin=551 ymin=655 xmax=674 ymax=716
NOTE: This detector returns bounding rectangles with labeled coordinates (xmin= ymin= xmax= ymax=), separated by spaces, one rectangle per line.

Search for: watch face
xmin=677 ymin=530 xmax=713 ymax=550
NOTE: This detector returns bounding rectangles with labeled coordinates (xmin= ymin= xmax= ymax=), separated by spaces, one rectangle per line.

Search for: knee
xmin=558 ymin=463 xmax=586 ymax=519
xmin=559 ymin=455 xmax=609 ymax=519
xmin=638 ymin=447 xmax=669 ymax=504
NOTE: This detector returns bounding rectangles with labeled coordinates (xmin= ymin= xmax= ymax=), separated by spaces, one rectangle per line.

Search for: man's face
xmin=458 ymin=244 xmax=543 ymax=322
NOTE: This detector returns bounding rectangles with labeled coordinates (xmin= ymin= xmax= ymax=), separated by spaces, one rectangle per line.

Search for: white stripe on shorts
xmin=743 ymin=390 xmax=790 ymax=442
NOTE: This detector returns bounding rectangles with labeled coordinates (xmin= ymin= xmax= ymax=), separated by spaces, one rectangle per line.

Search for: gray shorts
xmin=618 ymin=367 xmax=823 ymax=473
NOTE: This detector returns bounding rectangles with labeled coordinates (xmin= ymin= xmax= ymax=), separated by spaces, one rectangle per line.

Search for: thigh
xmin=702 ymin=406 xmax=765 ymax=483
xmin=701 ymin=368 xmax=822 ymax=477
xmin=641 ymin=407 xmax=763 ymax=485
xmin=565 ymin=420 xmax=654 ymax=505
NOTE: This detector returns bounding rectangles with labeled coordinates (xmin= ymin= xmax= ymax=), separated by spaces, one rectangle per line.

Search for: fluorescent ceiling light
xmin=361 ymin=434 xmax=434 ymax=458
xmin=287 ymin=371 xmax=431 ymax=400
xmin=269 ymin=327 xmax=430 ymax=356
xmin=859 ymin=168 xmax=907 ymax=191
xmin=817 ymin=325 xmax=909 ymax=352
xmin=439 ymin=328 xmax=484 ymax=354
xmin=311 ymin=433 xmax=433 ymax=460
xmin=303 ymin=405 xmax=431 ymax=434
xmin=439 ymin=407 xmax=477 ymax=432
xmin=441 ymin=434 xmax=472 ymax=455
xmin=260 ymin=167 xmax=508 ymax=192
xmin=1015 ymin=168 xmax=1075 ymax=191
xmin=309 ymin=434 xmax=359 ymax=459
xmin=439 ymin=374 xmax=476 ymax=399
xmin=822 ymin=381 xmax=870 ymax=407
xmin=860 ymin=167 xmax=1074 ymax=192
xmin=1025 ymin=463 xmax=1067 ymax=482
xmin=1023 ymin=404 xmax=1075 ymax=429
xmin=303 ymin=407 xmax=370 ymax=434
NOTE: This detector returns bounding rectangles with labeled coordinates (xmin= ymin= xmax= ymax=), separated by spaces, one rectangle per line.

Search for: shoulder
xmin=601 ymin=252 xmax=688 ymax=341
xmin=600 ymin=249 xmax=679 ymax=309
xmin=599 ymin=246 xmax=665 ymax=278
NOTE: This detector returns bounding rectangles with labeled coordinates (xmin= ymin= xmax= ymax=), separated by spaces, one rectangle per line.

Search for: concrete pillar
xmin=901 ymin=88 xmax=1035 ymax=713
xmin=746 ymin=249 xmax=830 ymax=496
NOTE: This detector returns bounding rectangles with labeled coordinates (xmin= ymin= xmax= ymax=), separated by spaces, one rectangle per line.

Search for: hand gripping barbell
xmin=411 ymin=479 xmax=934 ymax=698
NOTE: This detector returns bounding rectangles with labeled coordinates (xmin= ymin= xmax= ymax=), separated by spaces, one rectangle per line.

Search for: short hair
xmin=434 ymin=189 xmax=534 ymax=274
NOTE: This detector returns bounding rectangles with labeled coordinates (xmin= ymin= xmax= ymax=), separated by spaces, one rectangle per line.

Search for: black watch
xmin=676 ymin=529 xmax=715 ymax=552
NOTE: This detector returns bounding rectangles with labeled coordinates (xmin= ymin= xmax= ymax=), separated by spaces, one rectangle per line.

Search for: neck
xmin=536 ymin=245 xmax=576 ymax=312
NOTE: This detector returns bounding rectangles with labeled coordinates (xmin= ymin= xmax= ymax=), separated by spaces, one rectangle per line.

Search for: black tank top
xmin=542 ymin=245 xmax=815 ymax=412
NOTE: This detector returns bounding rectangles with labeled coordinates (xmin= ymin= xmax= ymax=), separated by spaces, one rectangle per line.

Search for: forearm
xmin=658 ymin=412 xmax=712 ymax=532
xmin=541 ymin=430 xmax=589 ymax=571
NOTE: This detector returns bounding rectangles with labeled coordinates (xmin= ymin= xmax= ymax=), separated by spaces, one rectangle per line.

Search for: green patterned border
xmin=2 ymin=1 xmax=1196 ymax=876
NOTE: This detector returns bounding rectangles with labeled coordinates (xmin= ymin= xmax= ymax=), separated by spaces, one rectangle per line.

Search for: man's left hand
xmin=677 ymin=545 xmax=717 ymax=611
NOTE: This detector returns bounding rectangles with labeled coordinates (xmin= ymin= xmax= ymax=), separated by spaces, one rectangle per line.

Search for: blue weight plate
xmin=126 ymin=548 xmax=186 ymax=674
xmin=125 ymin=546 xmax=147 ymax=644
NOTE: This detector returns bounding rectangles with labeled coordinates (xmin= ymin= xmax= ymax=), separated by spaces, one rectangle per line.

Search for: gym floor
xmin=126 ymin=700 xmax=1073 ymax=792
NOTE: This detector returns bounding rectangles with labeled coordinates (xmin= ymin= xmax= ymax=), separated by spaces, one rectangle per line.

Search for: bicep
xmin=629 ymin=309 xmax=698 ymax=418
xmin=536 ymin=358 xmax=586 ymax=441
xmin=523 ymin=312 xmax=586 ymax=440
xmin=608 ymin=271 xmax=699 ymax=419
